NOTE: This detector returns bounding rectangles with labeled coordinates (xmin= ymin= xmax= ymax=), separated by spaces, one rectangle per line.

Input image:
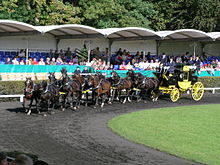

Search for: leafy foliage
xmin=0 ymin=0 xmax=219 ymax=31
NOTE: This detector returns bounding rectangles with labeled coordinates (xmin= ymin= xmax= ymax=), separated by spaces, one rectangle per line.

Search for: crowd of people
xmin=1 ymin=47 xmax=220 ymax=74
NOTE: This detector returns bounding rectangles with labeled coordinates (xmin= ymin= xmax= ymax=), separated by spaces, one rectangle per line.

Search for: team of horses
xmin=23 ymin=68 xmax=160 ymax=115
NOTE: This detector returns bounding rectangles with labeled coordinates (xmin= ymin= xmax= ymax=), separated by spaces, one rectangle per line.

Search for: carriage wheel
xmin=191 ymin=82 xmax=204 ymax=101
xmin=170 ymin=88 xmax=180 ymax=102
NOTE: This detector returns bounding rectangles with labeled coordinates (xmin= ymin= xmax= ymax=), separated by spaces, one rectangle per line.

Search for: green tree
xmin=148 ymin=0 xmax=220 ymax=32
xmin=0 ymin=0 xmax=82 ymax=25
xmin=78 ymin=0 xmax=156 ymax=28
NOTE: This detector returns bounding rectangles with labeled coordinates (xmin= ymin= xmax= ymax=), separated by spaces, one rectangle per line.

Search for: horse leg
xmin=61 ymin=94 xmax=66 ymax=111
xmin=22 ymin=98 xmax=28 ymax=113
xmin=107 ymin=91 xmax=112 ymax=104
xmin=110 ymin=89 xmax=115 ymax=103
xmin=35 ymin=97 xmax=40 ymax=114
xmin=128 ymin=89 xmax=132 ymax=102
xmin=123 ymin=89 xmax=129 ymax=104
xmin=101 ymin=94 xmax=105 ymax=108
xmin=77 ymin=91 xmax=81 ymax=109
xmin=116 ymin=90 xmax=119 ymax=101
xmin=27 ymin=98 xmax=33 ymax=115
xmin=94 ymin=93 xmax=99 ymax=109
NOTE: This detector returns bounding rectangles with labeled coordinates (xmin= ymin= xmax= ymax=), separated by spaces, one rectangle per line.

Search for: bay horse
xmin=60 ymin=68 xmax=82 ymax=110
xmin=87 ymin=73 xmax=112 ymax=108
xmin=137 ymin=76 xmax=160 ymax=102
xmin=40 ymin=72 xmax=60 ymax=113
xmin=23 ymin=77 xmax=42 ymax=115
xmin=110 ymin=70 xmax=133 ymax=103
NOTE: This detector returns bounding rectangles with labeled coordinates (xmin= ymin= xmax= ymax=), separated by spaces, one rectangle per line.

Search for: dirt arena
xmin=1 ymin=94 xmax=219 ymax=165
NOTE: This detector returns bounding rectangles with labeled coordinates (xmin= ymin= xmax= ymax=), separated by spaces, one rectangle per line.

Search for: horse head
xmin=25 ymin=77 xmax=33 ymax=93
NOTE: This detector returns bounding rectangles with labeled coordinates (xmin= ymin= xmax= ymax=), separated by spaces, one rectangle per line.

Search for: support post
xmin=108 ymin=40 xmax=113 ymax=65
xmin=56 ymin=38 xmax=60 ymax=51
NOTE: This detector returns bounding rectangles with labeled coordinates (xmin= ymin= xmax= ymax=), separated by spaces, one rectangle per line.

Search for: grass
xmin=108 ymin=104 xmax=220 ymax=165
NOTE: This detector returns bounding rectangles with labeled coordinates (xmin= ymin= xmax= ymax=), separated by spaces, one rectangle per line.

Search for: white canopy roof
xmin=0 ymin=20 xmax=41 ymax=36
xmin=100 ymin=27 xmax=160 ymax=40
xmin=207 ymin=32 xmax=220 ymax=40
xmin=36 ymin=24 xmax=105 ymax=39
xmin=0 ymin=20 xmax=219 ymax=41
xmin=156 ymin=29 xmax=213 ymax=40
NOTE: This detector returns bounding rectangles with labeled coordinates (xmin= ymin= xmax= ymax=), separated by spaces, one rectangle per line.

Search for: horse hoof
xmin=85 ymin=104 xmax=88 ymax=107
xmin=62 ymin=108 xmax=65 ymax=111
xmin=27 ymin=111 xmax=31 ymax=115
xmin=43 ymin=114 xmax=47 ymax=117
xmin=108 ymin=102 xmax=112 ymax=105
xmin=144 ymin=101 xmax=147 ymax=104
xmin=93 ymin=106 xmax=97 ymax=109
xmin=73 ymin=107 xmax=77 ymax=110
xmin=123 ymin=100 xmax=126 ymax=104
xmin=101 ymin=104 xmax=104 ymax=108
xmin=77 ymin=106 xmax=80 ymax=109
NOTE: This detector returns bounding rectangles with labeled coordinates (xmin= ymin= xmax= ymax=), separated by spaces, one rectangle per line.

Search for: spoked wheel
xmin=191 ymin=82 xmax=204 ymax=101
xmin=170 ymin=88 xmax=180 ymax=102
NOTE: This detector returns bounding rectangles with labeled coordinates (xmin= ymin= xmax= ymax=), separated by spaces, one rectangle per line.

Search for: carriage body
xmin=154 ymin=64 xmax=204 ymax=102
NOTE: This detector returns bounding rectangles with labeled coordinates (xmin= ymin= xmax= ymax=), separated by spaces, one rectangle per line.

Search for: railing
xmin=0 ymin=94 xmax=24 ymax=102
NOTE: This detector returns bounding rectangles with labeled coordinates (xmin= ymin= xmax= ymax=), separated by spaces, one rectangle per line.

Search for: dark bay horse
xmin=87 ymin=73 xmax=112 ymax=108
xmin=40 ymin=72 xmax=60 ymax=113
xmin=60 ymin=68 xmax=82 ymax=110
xmin=127 ymin=70 xmax=160 ymax=102
xmin=23 ymin=77 xmax=42 ymax=115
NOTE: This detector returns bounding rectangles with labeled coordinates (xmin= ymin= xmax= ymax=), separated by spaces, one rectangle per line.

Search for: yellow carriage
xmin=154 ymin=64 xmax=204 ymax=102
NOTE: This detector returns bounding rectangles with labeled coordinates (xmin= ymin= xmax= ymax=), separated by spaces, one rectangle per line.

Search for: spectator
xmin=74 ymin=66 xmax=81 ymax=74
xmin=32 ymin=58 xmax=39 ymax=65
xmin=56 ymin=58 xmax=63 ymax=65
xmin=68 ymin=60 xmax=74 ymax=65
xmin=38 ymin=58 xmax=45 ymax=65
xmin=82 ymin=67 xmax=89 ymax=73
xmin=11 ymin=154 xmax=33 ymax=165
xmin=167 ymin=58 xmax=176 ymax=73
xmin=188 ymin=56 xmax=194 ymax=65
xmin=119 ymin=61 xmax=127 ymax=70
xmin=47 ymin=49 xmax=54 ymax=59
xmin=20 ymin=59 xmax=25 ymax=65
xmin=45 ymin=58 xmax=50 ymax=65
xmin=0 ymin=152 xmax=8 ymax=165
xmin=59 ymin=49 xmax=65 ymax=60
xmin=72 ymin=56 xmax=78 ymax=64
xmin=12 ymin=57 xmax=19 ymax=65
xmin=143 ymin=60 xmax=150 ymax=70
xmin=140 ymin=51 xmax=144 ymax=60
xmin=149 ymin=59 xmax=156 ymax=70
xmin=139 ymin=60 xmax=145 ymax=70
xmin=26 ymin=58 xmax=33 ymax=65
xmin=50 ymin=58 xmax=56 ymax=65
xmin=116 ymin=48 xmax=122 ymax=56
xmin=104 ymin=48 xmax=110 ymax=63
xmin=126 ymin=62 xmax=134 ymax=70
xmin=65 ymin=47 xmax=72 ymax=60
xmin=18 ymin=49 xmax=26 ymax=58
xmin=93 ymin=47 xmax=102 ymax=56
xmin=107 ymin=64 xmax=114 ymax=70
xmin=54 ymin=50 xmax=59 ymax=59
xmin=160 ymin=53 xmax=167 ymax=64
xmin=5 ymin=57 xmax=12 ymax=64
xmin=134 ymin=63 xmax=141 ymax=70
xmin=146 ymin=52 xmax=151 ymax=60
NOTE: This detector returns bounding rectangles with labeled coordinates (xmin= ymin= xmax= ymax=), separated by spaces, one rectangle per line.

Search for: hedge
xmin=0 ymin=77 xmax=220 ymax=101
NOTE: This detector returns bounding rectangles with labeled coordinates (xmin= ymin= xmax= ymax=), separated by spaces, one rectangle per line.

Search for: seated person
xmin=119 ymin=61 xmax=126 ymax=70
xmin=12 ymin=57 xmax=19 ymax=65
xmin=82 ymin=67 xmax=89 ymax=73
xmin=32 ymin=58 xmax=39 ymax=65
xmin=126 ymin=62 xmax=134 ymax=70
xmin=74 ymin=66 xmax=81 ymax=74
